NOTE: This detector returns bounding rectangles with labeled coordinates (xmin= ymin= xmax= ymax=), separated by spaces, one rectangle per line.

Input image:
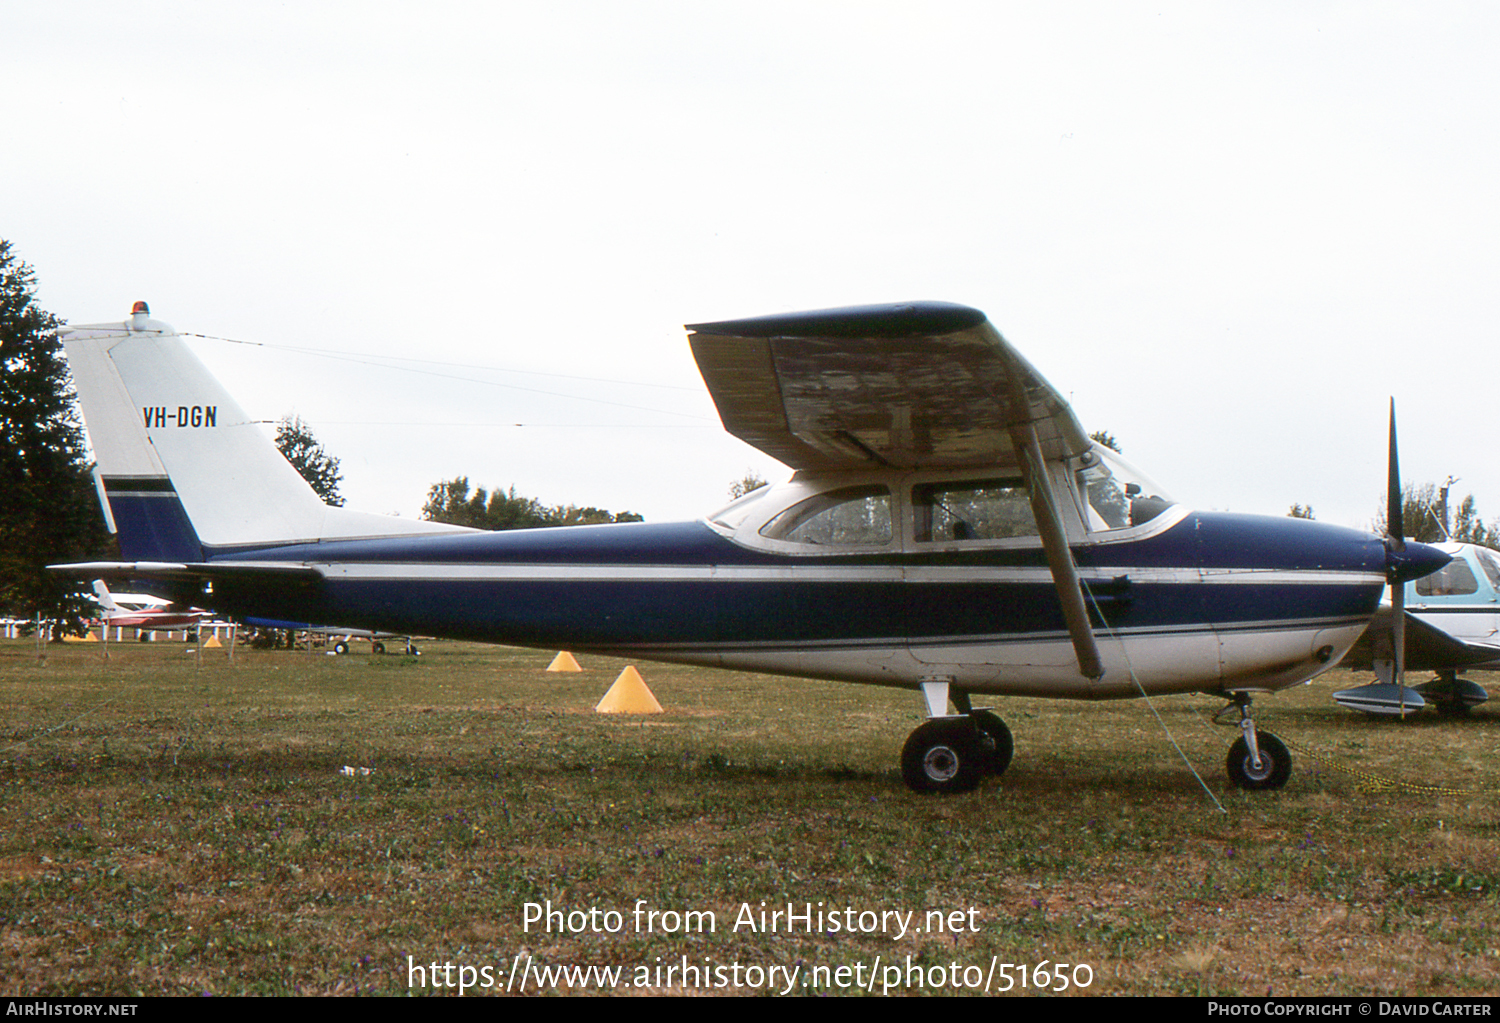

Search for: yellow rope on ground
xmin=1274 ymin=732 xmax=1484 ymax=796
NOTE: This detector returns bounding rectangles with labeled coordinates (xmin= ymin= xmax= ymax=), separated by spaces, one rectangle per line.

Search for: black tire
xmin=405 ymin=643 xmax=420 ymax=656
xmin=372 ymin=641 xmax=386 ymax=655
xmin=970 ymin=708 xmax=1014 ymax=776
xmin=332 ymin=641 xmax=349 ymax=655
xmin=901 ymin=719 xmax=985 ymax=795
xmin=1226 ymin=731 xmax=1291 ymax=791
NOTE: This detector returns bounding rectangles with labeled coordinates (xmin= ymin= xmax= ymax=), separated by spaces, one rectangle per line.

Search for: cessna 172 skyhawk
xmin=52 ymin=301 xmax=1448 ymax=794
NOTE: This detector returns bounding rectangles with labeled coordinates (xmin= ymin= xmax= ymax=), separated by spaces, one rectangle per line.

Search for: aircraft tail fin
xmin=63 ymin=302 xmax=471 ymax=556
xmin=91 ymin=579 xmax=120 ymax=612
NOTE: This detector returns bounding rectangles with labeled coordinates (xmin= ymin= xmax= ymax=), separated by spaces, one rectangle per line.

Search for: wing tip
xmin=686 ymin=301 xmax=988 ymax=339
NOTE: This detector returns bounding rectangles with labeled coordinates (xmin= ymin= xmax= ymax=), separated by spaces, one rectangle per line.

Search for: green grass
xmin=2 ymin=637 xmax=1499 ymax=996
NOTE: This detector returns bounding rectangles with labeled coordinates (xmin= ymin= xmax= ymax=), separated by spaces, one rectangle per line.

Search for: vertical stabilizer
xmin=63 ymin=303 xmax=471 ymax=556
xmin=91 ymin=579 xmax=120 ymax=612
xmin=65 ymin=305 xmax=207 ymax=561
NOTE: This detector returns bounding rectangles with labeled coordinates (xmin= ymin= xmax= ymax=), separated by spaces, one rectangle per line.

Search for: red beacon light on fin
xmin=130 ymin=301 xmax=150 ymax=331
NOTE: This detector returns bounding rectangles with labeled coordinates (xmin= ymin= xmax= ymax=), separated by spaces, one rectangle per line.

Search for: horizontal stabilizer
xmin=50 ymin=560 xmax=323 ymax=583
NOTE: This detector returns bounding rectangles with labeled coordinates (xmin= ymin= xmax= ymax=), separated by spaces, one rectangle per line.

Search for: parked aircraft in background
xmin=52 ymin=301 xmax=1448 ymax=793
xmin=87 ymin=578 xmax=212 ymax=632
xmin=1333 ymin=541 xmax=1498 ymax=716
xmin=242 ymin=616 xmax=419 ymax=656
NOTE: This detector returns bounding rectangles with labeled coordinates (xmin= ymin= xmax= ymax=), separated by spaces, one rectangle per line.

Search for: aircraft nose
xmin=1386 ymin=539 xmax=1450 ymax=584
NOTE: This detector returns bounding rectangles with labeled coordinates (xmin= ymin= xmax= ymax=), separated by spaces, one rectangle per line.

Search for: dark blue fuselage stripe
xmin=200 ymin=574 xmax=1382 ymax=650
xmin=176 ymin=509 xmax=1391 ymax=650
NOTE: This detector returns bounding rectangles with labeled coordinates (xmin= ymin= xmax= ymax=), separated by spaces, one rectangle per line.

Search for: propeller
xmin=1387 ymin=400 xmax=1409 ymax=713
xmin=1334 ymin=399 xmax=1452 ymax=716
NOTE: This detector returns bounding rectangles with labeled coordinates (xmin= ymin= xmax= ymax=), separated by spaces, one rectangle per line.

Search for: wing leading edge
xmin=1344 ymin=607 xmax=1500 ymax=672
xmin=686 ymin=302 xmax=1090 ymax=472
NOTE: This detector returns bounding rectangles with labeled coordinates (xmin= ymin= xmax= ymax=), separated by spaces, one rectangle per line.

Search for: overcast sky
xmin=5 ymin=2 xmax=1498 ymax=531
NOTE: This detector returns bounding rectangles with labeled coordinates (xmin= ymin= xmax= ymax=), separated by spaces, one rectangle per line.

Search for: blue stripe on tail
xmin=101 ymin=476 xmax=203 ymax=562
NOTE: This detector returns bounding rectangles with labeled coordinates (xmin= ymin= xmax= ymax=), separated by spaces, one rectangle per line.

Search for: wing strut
xmin=1010 ymin=421 xmax=1105 ymax=681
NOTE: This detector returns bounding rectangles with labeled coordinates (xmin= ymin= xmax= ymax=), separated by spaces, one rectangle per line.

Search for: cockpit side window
xmin=758 ymin=485 xmax=892 ymax=546
xmin=1416 ymin=558 xmax=1480 ymax=597
xmin=912 ymin=478 xmax=1035 ymax=543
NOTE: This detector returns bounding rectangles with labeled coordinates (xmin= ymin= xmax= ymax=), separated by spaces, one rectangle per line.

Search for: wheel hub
xmin=923 ymin=745 xmax=959 ymax=781
xmin=1241 ymin=752 xmax=1274 ymax=782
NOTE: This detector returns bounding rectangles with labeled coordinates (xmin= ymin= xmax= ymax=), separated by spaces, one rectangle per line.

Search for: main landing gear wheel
xmin=901 ymin=719 xmax=985 ymax=795
xmin=970 ymin=709 xmax=1014 ymax=777
xmin=1415 ymin=672 xmax=1487 ymax=718
xmin=1226 ymin=731 xmax=1291 ymax=791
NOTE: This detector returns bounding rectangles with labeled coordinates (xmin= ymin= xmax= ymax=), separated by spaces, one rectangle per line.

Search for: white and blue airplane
xmin=1334 ymin=540 xmax=1500 ymax=717
xmin=52 ymin=301 xmax=1449 ymax=794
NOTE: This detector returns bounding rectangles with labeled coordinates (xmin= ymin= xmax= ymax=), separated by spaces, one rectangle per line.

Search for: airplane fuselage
xmin=193 ymin=506 xmax=1388 ymax=700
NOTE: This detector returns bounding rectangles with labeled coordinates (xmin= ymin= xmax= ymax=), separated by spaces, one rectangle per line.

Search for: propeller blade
xmin=1392 ymin=570 xmax=1409 ymax=713
xmin=1388 ymin=398 xmax=1404 ymax=550
xmin=1336 ymin=402 xmax=1450 ymax=717
xmin=1388 ymin=398 xmax=1410 ymax=713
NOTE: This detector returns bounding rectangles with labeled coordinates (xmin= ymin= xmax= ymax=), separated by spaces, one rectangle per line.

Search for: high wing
xmin=687 ymin=302 xmax=1091 ymax=472
xmin=691 ymin=300 xmax=1103 ymax=679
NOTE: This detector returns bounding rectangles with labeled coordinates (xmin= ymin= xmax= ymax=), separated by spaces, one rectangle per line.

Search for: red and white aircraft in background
xmin=88 ymin=579 xmax=212 ymax=631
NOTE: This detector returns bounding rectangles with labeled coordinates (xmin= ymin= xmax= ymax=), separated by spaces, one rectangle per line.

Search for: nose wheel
xmin=1226 ymin=731 xmax=1291 ymax=790
xmin=1219 ymin=695 xmax=1292 ymax=791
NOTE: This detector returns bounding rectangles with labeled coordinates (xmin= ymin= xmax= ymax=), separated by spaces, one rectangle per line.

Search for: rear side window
xmin=758 ymin=485 xmax=891 ymax=546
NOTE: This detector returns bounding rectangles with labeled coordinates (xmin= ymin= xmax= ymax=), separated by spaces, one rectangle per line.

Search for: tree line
xmin=420 ymin=477 xmax=642 ymax=529
xmin=266 ymin=422 xmax=646 ymax=530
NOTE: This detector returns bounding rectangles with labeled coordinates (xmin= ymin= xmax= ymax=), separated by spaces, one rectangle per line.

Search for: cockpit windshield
xmin=708 ymin=486 xmax=776 ymax=532
xmin=1075 ymin=445 xmax=1175 ymax=532
xmin=1474 ymin=547 xmax=1500 ymax=591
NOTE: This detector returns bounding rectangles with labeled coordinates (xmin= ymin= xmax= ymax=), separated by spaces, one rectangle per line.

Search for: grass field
xmin=1 ymin=636 xmax=1498 ymax=997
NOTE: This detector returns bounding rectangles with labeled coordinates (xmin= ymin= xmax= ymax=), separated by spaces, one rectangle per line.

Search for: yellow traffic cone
xmin=595 ymin=665 xmax=663 ymax=714
xmin=546 ymin=650 xmax=582 ymax=672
